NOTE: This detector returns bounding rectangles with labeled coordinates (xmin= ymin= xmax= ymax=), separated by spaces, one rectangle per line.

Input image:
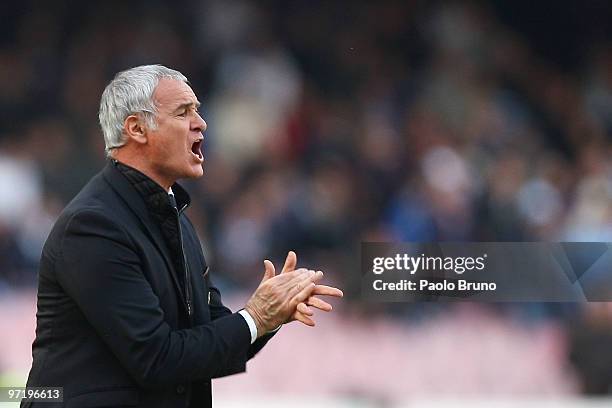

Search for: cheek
xmin=148 ymin=123 xmax=189 ymax=159
xmin=158 ymin=130 xmax=184 ymax=153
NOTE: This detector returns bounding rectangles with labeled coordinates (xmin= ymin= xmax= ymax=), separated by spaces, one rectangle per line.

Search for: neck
xmin=111 ymin=150 xmax=174 ymax=191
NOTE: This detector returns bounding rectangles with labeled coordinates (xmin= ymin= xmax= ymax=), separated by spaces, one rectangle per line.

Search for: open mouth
xmin=190 ymin=139 xmax=203 ymax=162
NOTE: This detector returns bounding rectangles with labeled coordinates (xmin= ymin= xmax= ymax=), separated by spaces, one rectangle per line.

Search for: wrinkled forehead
xmin=153 ymin=77 xmax=199 ymax=111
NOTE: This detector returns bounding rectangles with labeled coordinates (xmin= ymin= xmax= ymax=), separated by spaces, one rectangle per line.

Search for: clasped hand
xmin=244 ymin=251 xmax=343 ymax=337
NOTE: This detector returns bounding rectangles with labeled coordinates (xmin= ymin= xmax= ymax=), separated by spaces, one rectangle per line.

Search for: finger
xmin=281 ymin=251 xmax=297 ymax=274
xmin=293 ymin=281 xmax=316 ymax=304
xmin=297 ymin=302 xmax=314 ymax=316
xmin=311 ymin=284 xmax=344 ymax=298
xmin=288 ymin=270 xmax=319 ymax=295
xmin=279 ymin=269 xmax=315 ymax=291
xmin=268 ymin=268 xmax=310 ymax=287
xmin=303 ymin=270 xmax=324 ymax=286
xmin=261 ymin=260 xmax=276 ymax=283
xmin=293 ymin=311 xmax=315 ymax=327
xmin=312 ymin=270 xmax=324 ymax=283
xmin=306 ymin=296 xmax=333 ymax=312
xmin=280 ymin=270 xmax=327 ymax=293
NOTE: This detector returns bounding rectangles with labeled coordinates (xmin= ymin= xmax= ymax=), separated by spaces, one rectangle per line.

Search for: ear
xmin=123 ymin=114 xmax=148 ymax=145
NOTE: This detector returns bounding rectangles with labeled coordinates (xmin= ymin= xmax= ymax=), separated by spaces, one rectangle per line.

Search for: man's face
xmin=146 ymin=78 xmax=206 ymax=184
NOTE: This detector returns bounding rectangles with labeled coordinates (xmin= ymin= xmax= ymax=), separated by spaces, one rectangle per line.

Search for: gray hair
xmin=99 ymin=64 xmax=188 ymax=156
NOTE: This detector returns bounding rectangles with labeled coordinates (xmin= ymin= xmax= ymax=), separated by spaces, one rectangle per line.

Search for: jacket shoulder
xmin=45 ymin=171 xmax=127 ymax=250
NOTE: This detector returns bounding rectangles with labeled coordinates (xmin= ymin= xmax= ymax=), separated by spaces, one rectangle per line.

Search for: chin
xmin=170 ymin=160 xmax=204 ymax=181
xmin=186 ymin=165 xmax=204 ymax=179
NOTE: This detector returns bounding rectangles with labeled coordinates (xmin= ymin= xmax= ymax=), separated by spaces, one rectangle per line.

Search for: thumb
xmin=261 ymin=259 xmax=276 ymax=283
xmin=281 ymin=250 xmax=297 ymax=274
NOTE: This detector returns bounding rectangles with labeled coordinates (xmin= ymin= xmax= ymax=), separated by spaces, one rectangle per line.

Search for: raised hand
xmin=280 ymin=251 xmax=343 ymax=327
xmin=244 ymin=263 xmax=323 ymax=337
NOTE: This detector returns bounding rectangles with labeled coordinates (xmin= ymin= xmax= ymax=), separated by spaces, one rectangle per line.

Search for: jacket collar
xmin=110 ymin=159 xmax=191 ymax=214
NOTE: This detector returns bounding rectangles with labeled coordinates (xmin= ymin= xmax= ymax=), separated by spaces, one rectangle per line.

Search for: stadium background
xmin=0 ymin=0 xmax=611 ymax=406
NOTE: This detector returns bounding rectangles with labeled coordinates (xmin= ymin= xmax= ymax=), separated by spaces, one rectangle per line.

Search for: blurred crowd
xmin=0 ymin=0 xmax=611 ymax=396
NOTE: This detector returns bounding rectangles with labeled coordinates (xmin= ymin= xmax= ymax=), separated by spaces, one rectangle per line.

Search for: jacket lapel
xmin=101 ymin=162 xmax=187 ymax=310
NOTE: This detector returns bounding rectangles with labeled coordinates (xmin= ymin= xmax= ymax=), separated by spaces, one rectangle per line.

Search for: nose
xmin=192 ymin=112 xmax=207 ymax=133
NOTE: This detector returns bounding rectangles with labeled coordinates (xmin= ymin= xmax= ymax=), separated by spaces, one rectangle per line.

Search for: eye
xmin=177 ymin=110 xmax=188 ymax=117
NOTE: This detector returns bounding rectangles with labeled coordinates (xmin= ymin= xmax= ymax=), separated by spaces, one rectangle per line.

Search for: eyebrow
xmin=173 ymin=101 xmax=201 ymax=113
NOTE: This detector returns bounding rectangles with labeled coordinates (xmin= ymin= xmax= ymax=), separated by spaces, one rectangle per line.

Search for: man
xmin=23 ymin=65 xmax=342 ymax=408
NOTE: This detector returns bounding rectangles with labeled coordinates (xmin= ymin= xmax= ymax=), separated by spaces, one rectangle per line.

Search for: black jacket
xmin=23 ymin=161 xmax=273 ymax=408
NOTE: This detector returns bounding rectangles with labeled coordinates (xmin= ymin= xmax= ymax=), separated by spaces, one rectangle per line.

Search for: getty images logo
xmin=372 ymin=253 xmax=488 ymax=275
